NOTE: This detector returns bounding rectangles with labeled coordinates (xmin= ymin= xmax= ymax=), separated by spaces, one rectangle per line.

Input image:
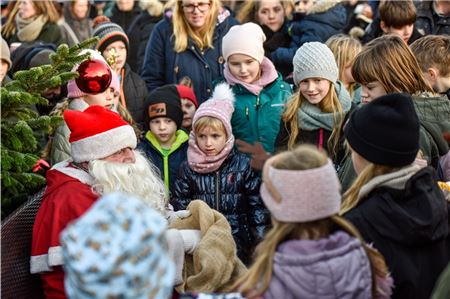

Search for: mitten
xmin=164 ymin=229 xmax=185 ymax=285
xmin=179 ymin=229 xmax=202 ymax=254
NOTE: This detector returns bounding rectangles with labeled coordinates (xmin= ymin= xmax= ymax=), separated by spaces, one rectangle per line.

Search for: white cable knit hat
xmin=222 ymin=22 xmax=266 ymax=63
xmin=293 ymin=42 xmax=339 ymax=86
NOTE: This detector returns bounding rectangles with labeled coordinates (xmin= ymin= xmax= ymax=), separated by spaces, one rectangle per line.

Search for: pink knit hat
xmin=192 ymin=83 xmax=235 ymax=138
xmin=222 ymin=22 xmax=266 ymax=63
xmin=67 ymin=50 xmax=116 ymax=98
xmin=261 ymin=156 xmax=341 ymax=222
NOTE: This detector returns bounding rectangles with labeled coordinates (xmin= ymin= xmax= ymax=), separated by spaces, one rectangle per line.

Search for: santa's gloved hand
xmin=165 ymin=229 xmax=185 ymax=285
xmin=166 ymin=209 xmax=191 ymax=225
xmin=179 ymin=229 xmax=202 ymax=254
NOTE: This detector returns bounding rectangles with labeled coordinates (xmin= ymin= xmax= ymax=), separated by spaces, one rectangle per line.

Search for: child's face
xmin=257 ymin=0 xmax=285 ymax=32
xmin=196 ymin=125 xmax=227 ymax=156
xmin=381 ymin=24 xmax=414 ymax=44
xmin=360 ymin=81 xmax=387 ymax=104
xmin=83 ymin=87 xmax=115 ymax=109
xmin=181 ymin=98 xmax=196 ymax=129
xmin=228 ymin=54 xmax=261 ymax=84
xmin=343 ymin=60 xmax=357 ymax=85
xmin=0 ymin=60 xmax=8 ymax=82
xmin=102 ymin=41 xmax=127 ymax=73
xmin=149 ymin=117 xmax=177 ymax=148
xmin=299 ymin=78 xmax=331 ymax=105
xmin=295 ymin=0 xmax=313 ymax=14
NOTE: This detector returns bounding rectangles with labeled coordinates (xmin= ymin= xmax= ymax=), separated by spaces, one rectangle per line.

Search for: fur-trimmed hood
xmin=308 ymin=0 xmax=341 ymax=14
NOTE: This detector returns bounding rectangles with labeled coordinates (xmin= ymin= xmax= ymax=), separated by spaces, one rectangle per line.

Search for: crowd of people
xmin=1 ymin=0 xmax=450 ymax=298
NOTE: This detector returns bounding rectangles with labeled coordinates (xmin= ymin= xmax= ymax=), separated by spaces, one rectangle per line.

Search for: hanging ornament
xmin=75 ymin=58 xmax=112 ymax=94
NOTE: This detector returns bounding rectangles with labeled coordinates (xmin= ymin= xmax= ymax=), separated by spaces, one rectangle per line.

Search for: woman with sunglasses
xmin=141 ymin=0 xmax=238 ymax=105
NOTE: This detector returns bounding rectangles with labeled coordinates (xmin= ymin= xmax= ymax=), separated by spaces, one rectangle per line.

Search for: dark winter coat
xmin=126 ymin=11 xmax=162 ymax=73
xmin=141 ymin=10 xmax=238 ymax=104
xmin=344 ymin=166 xmax=450 ymax=299
xmin=361 ymin=17 xmax=423 ymax=45
xmin=171 ymin=149 xmax=270 ymax=265
xmin=261 ymin=22 xmax=292 ymax=78
xmin=7 ymin=22 xmax=64 ymax=46
xmin=122 ymin=63 xmax=148 ymax=129
xmin=415 ymin=0 xmax=450 ymax=36
xmin=271 ymin=1 xmax=347 ymax=68
xmin=106 ymin=2 xmax=141 ymax=33
xmin=137 ymin=130 xmax=189 ymax=193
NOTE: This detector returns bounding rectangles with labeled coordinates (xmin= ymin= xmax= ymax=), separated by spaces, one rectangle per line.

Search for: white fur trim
xmin=52 ymin=160 xmax=95 ymax=186
xmin=30 ymin=246 xmax=64 ymax=273
xmin=212 ymin=82 xmax=235 ymax=104
xmin=71 ymin=125 xmax=137 ymax=163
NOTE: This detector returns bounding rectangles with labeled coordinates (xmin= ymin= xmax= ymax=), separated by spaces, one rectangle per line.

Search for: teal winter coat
xmin=230 ymin=74 xmax=292 ymax=154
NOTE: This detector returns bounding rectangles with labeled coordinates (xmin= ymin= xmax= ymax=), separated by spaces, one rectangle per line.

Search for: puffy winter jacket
xmin=171 ymin=149 xmax=270 ymax=265
xmin=141 ymin=10 xmax=238 ymax=104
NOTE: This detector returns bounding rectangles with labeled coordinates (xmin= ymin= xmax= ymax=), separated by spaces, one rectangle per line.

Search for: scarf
xmin=187 ymin=131 xmax=234 ymax=174
xmin=223 ymin=56 xmax=278 ymax=96
xmin=15 ymin=14 xmax=47 ymax=42
xmin=298 ymin=81 xmax=352 ymax=131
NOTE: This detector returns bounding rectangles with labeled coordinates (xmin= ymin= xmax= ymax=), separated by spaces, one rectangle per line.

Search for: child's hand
xmin=235 ymin=140 xmax=271 ymax=171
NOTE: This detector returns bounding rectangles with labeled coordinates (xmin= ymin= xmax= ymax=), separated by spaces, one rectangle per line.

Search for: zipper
xmin=215 ymin=171 xmax=220 ymax=210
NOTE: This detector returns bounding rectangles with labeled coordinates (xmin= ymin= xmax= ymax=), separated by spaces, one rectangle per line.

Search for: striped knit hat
xmin=92 ymin=16 xmax=129 ymax=54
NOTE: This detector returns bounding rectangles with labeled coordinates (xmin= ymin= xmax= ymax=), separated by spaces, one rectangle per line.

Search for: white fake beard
xmin=89 ymin=150 xmax=168 ymax=213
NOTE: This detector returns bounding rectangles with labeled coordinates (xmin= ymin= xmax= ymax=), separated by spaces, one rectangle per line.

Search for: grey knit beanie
xmin=293 ymin=42 xmax=339 ymax=86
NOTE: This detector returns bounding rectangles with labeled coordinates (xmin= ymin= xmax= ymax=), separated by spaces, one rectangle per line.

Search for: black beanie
xmin=344 ymin=93 xmax=420 ymax=167
xmin=144 ymin=85 xmax=183 ymax=130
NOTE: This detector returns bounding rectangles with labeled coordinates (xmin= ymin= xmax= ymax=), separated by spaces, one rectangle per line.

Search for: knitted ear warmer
xmin=261 ymin=157 xmax=341 ymax=222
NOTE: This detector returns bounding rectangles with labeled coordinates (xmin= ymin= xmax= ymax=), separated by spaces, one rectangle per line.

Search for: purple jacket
xmin=264 ymin=231 xmax=372 ymax=299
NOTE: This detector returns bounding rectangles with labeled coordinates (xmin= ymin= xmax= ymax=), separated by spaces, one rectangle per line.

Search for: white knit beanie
xmin=222 ymin=22 xmax=266 ymax=63
xmin=292 ymin=42 xmax=339 ymax=86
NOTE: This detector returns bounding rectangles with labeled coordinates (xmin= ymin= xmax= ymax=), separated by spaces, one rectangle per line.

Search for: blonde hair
xmin=410 ymin=35 xmax=450 ymax=78
xmin=236 ymin=0 xmax=294 ymax=24
xmin=340 ymin=147 xmax=398 ymax=215
xmin=193 ymin=116 xmax=226 ymax=136
xmin=172 ymin=0 xmax=220 ymax=52
xmin=138 ymin=0 xmax=164 ymax=16
xmin=282 ymin=84 xmax=344 ymax=158
xmin=326 ymin=34 xmax=362 ymax=99
xmin=352 ymin=35 xmax=433 ymax=94
xmin=2 ymin=0 xmax=61 ymax=39
xmin=235 ymin=145 xmax=389 ymax=298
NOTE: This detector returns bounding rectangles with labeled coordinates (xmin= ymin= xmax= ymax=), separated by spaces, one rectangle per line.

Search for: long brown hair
xmin=234 ymin=145 xmax=389 ymax=298
xmin=2 ymin=0 xmax=61 ymax=39
xmin=172 ymin=0 xmax=220 ymax=52
xmin=352 ymin=34 xmax=433 ymax=94
xmin=282 ymin=84 xmax=344 ymax=157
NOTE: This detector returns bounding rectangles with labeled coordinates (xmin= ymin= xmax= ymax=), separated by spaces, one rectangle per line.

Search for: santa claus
xmin=30 ymin=105 xmax=198 ymax=298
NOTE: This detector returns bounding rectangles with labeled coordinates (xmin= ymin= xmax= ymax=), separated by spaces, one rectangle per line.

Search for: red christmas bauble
xmin=75 ymin=58 xmax=112 ymax=94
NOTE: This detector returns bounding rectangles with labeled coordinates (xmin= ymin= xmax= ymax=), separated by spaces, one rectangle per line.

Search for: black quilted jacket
xmin=171 ymin=149 xmax=270 ymax=265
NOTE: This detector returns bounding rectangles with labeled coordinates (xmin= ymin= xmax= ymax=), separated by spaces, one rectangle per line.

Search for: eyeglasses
xmin=182 ymin=2 xmax=211 ymax=13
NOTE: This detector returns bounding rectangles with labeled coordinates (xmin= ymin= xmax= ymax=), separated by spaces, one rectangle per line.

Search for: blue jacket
xmin=141 ymin=10 xmax=238 ymax=104
xmin=138 ymin=130 xmax=189 ymax=193
xmin=272 ymin=1 xmax=347 ymax=67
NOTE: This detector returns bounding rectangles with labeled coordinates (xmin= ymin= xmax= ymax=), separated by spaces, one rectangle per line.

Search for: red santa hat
xmin=64 ymin=105 xmax=137 ymax=163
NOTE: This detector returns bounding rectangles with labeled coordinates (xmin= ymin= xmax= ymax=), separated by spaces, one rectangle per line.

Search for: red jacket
xmin=31 ymin=162 xmax=98 ymax=299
